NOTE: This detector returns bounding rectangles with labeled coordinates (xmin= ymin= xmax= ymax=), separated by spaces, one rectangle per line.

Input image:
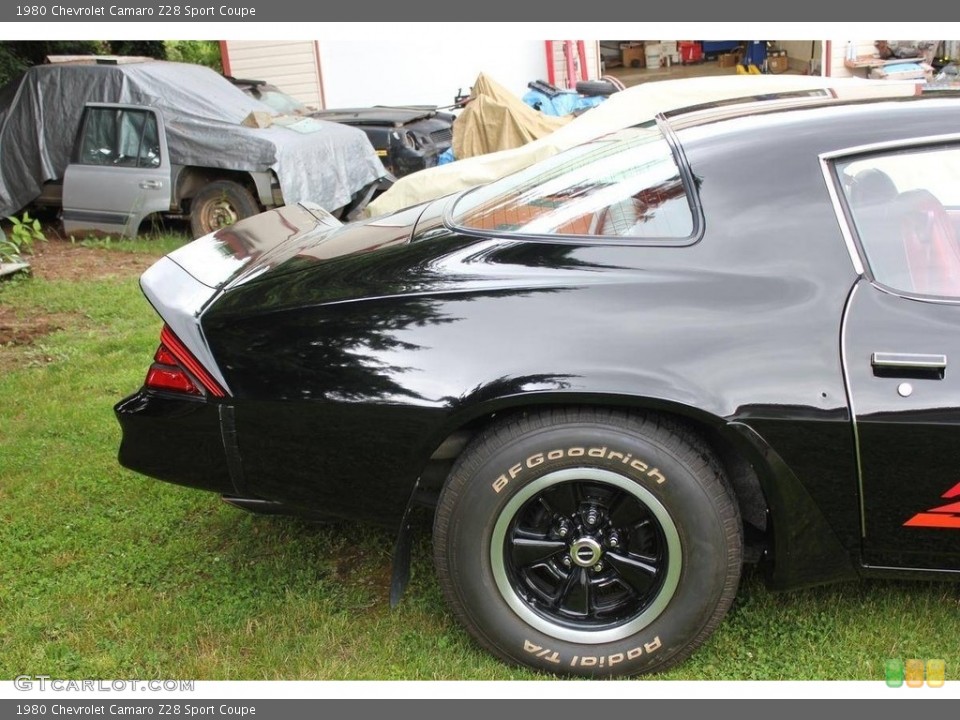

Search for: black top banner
xmin=0 ymin=2 xmax=952 ymax=22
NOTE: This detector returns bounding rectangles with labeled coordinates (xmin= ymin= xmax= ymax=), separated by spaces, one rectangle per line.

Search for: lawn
xmin=1 ymin=236 xmax=958 ymax=682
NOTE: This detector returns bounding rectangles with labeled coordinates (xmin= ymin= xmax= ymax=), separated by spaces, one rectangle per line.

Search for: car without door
xmin=115 ymin=86 xmax=960 ymax=677
xmin=0 ymin=59 xmax=388 ymax=238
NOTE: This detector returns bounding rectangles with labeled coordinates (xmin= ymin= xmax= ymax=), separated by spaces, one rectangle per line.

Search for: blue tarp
xmin=522 ymin=89 xmax=605 ymax=117
xmin=437 ymin=147 xmax=456 ymax=165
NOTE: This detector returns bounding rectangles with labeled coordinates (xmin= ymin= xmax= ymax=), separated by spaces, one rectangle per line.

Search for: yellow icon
xmin=905 ymin=659 xmax=925 ymax=687
xmin=926 ymin=659 xmax=946 ymax=688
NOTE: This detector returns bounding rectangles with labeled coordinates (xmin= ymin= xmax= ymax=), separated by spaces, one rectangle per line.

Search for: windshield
xmin=451 ymin=124 xmax=694 ymax=240
xmin=255 ymin=89 xmax=310 ymax=116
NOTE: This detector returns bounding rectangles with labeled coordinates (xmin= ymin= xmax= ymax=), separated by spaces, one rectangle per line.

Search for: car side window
xmin=78 ymin=108 xmax=162 ymax=169
xmin=839 ymin=147 xmax=960 ymax=298
xmin=452 ymin=125 xmax=695 ymax=240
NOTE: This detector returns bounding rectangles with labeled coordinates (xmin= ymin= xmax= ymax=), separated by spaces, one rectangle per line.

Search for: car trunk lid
xmin=139 ymin=201 xmax=436 ymax=392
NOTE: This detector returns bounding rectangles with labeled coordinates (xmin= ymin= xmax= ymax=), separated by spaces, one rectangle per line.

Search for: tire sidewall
xmin=439 ymin=421 xmax=735 ymax=676
xmin=575 ymin=80 xmax=618 ymax=96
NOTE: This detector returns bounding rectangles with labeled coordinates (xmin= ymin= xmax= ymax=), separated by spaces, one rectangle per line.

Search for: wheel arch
xmin=173 ymin=166 xmax=273 ymax=212
xmin=420 ymin=394 xmax=768 ymax=532
xmin=412 ymin=391 xmax=857 ymax=591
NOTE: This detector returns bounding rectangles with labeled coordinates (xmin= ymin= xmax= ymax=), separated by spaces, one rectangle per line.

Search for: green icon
xmin=885 ymin=658 xmax=905 ymax=688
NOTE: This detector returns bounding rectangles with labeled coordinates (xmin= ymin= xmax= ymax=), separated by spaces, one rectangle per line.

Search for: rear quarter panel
xmin=201 ymin=113 xmax=865 ymax=574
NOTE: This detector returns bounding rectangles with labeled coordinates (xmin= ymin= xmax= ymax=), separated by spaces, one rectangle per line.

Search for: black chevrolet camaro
xmin=116 ymin=88 xmax=960 ymax=677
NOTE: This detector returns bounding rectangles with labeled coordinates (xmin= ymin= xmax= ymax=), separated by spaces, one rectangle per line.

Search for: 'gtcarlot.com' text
xmin=14 ymin=677 xmax=195 ymax=693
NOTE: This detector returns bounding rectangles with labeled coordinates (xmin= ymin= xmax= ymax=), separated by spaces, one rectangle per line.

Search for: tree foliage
xmin=0 ymin=41 xmax=222 ymax=87
xmin=164 ymin=41 xmax=222 ymax=73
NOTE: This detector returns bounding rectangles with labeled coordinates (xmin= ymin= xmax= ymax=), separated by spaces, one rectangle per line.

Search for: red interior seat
xmin=896 ymin=189 xmax=960 ymax=296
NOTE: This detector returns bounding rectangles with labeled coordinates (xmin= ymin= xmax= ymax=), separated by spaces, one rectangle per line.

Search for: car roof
xmin=662 ymin=83 xmax=939 ymax=131
xmin=663 ymin=88 xmax=960 ymax=158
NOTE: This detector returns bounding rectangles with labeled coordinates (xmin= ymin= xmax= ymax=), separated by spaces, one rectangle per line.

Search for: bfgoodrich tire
xmin=189 ymin=180 xmax=260 ymax=238
xmin=433 ymin=409 xmax=742 ymax=677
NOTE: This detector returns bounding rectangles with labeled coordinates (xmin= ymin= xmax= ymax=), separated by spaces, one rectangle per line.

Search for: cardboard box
xmin=718 ymin=52 xmax=739 ymax=68
xmin=768 ymin=55 xmax=789 ymax=74
xmin=621 ymin=43 xmax=645 ymax=68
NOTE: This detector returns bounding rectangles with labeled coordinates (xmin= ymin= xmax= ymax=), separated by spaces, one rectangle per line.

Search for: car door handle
xmin=871 ymin=352 xmax=947 ymax=379
xmin=139 ymin=180 xmax=162 ymax=189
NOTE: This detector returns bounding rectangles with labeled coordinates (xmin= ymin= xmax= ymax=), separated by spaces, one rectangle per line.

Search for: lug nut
xmin=584 ymin=507 xmax=600 ymax=528
xmin=593 ymin=561 xmax=604 ymax=573
xmin=557 ymin=519 xmax=571 ymax=538
xmin=607 ymin=533 xmax=620 ymax=548
xmin=561 ymin=556 xmax=572 ymax=567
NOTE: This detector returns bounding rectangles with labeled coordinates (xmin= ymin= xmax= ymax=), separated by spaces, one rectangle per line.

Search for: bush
xmin=1 ymin=212 xmax=46 ymax=264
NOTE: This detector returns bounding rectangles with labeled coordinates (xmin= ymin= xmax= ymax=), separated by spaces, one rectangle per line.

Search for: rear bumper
xmin=115 ymin=390 xmax=236 ymax=495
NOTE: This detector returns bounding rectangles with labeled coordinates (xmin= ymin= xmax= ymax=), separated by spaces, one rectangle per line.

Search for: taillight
xmin=146 ymin=362 xmax=202 ymax=395
xmin=143 ymin=325 xmax=226 ymax=398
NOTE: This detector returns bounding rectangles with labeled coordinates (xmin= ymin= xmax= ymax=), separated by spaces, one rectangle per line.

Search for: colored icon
xmin=905 ymin=659 xmax=925 ymax=687
xmin=885 ymin=658 xmax=904 ymax=688
xmin=926 ymin=659 xmax=946 ymax=688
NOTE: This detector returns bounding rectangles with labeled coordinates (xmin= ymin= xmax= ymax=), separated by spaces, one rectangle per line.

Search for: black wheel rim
xmin=491 ymin=467 xmax=681 ymax=644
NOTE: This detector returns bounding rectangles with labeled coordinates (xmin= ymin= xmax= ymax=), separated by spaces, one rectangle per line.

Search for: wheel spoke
xmin=556 ymin=567 xmax=591 ymax=617
xmin=605 ymin=550 xmax=660 ymax=596
xmin=608 ymin=490 xmax=647 ymax=527
xmin=541 ymin=482 xmax=580 ymax=516
xmin=510 ymin=534 xmax=568 ymax=568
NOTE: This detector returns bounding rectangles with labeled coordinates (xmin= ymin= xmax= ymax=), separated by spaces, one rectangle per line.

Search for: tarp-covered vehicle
xmin=228 ymin=76 xmax=455 ymax=179
xmin=0 ymin=59 xmax=388 ymax=237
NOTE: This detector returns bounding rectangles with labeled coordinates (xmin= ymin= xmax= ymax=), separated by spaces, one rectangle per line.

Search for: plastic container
xmin=679 ymin=41 xmax=703 ymax=64
xmin=645 ymin=43 xmax=662 ymax=69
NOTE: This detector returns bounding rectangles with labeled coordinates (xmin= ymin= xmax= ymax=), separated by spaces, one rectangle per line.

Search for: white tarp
xmin=0 ymin=61 xmax=386 ymax=216
xmin=367 ymin=74 xmax=910 ymax=217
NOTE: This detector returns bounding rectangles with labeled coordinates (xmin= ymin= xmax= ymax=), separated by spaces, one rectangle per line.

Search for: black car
xmin=229 ymin=77 xmax=455 ymax=178
xmin=116 ymin=88 xmax=960 ymax=677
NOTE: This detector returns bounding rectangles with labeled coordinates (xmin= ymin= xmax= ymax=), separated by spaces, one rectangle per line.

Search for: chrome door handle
xmin=871 ymin=352 xmax=947 ymax=379
xmin=139 ymin=180 xmax=162 ymax=189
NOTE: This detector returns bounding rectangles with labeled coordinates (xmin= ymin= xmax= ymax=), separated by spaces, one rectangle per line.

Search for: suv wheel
xmin=189 ymin=180 xmax=260 ymax=238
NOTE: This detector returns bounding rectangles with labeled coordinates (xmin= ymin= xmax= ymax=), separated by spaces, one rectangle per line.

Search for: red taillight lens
xmin=145 ymin=363 xmax=202 ymax=395
xmin=154 ymin=344 xmax=179 ymax=366
xmin=143 ymin=326 xmax=227 ymax=398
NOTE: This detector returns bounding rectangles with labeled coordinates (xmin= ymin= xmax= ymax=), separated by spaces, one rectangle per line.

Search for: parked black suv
xmin=229 ymin=77 xmax=455 ymax=178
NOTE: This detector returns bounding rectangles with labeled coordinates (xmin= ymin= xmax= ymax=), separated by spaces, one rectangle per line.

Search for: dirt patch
xmin=0 ymin=240 xmax=155 ymax=372
xmin=0 ymin=309 xmax=77 ymax=346
xmin=27 ymin=239 xmax=157 ymax=282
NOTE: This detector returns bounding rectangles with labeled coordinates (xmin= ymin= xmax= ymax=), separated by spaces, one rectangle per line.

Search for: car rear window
xmin=450 ymin=124 xmax=695 ymax=240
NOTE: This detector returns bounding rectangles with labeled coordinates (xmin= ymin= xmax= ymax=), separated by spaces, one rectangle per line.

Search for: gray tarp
xmin=0 ymin=61 xmax=386 ymax=216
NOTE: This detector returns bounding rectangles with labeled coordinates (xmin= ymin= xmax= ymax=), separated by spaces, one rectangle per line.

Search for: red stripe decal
xmin=943 ymin=482 xmax=960 ymax=499
xmin=904 ymin=513 xmax=960 ymax=529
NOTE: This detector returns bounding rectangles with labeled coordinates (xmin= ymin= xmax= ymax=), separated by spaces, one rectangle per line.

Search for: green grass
xmin=1 ymin=237 xmax=959 ymax=682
